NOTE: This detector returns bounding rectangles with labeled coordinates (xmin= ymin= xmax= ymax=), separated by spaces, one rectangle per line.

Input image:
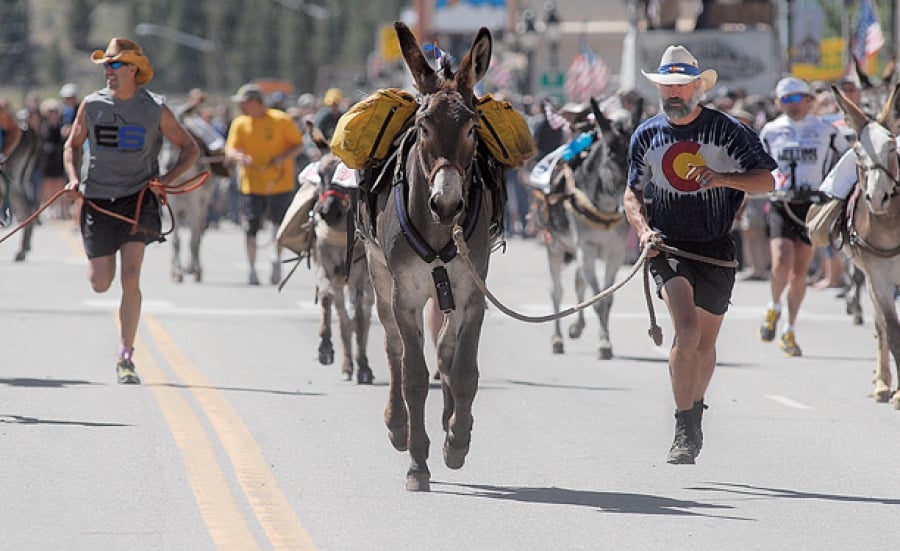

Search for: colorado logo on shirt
xmin=662 ymin=141 xmax=706 ymax=192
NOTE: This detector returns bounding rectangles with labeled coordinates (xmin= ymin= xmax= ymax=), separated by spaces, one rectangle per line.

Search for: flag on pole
xmin=563 ymin=41 xmax=610 ymax=104
xmin=851 ymin=0 xmax=885 ymax=65
xmin=543 ymin=101 xmax=568 ymax=131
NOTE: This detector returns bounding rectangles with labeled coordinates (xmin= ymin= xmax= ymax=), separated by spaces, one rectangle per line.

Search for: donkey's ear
xmin=877 ymin=82 xmax=900 ymax=132
xmin=589 ymin=97 xmax=612 ymax=133
xmin=832 ymin=84 xmax=870 ymax=136
xmin=630 ymin=97 xmax=645 ymax=131
xmin=395 ymin=22 xmax=439 ymax=95
xmin=455 ymin=27 xmax=492 ymax=93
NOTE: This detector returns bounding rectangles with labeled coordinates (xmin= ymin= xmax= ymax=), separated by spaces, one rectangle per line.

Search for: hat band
xmin=657 ymin=63 xmax=700 ymax=76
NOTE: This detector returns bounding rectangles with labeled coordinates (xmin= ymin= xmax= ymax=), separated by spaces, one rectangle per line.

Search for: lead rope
xmin=0 ymin=171 xmax=210 ymax=246
xmin=451 ymin=226 xmax=737 ymax=345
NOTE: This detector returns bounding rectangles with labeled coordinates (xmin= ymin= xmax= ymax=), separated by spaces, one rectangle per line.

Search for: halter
xmin=852 ymin=140 xmax=900 ymax=198
xmin=392 ymin=127 xmax=484 ymax=263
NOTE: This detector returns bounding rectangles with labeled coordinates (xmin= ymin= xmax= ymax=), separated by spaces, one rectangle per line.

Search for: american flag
xmin=543 ymin=101 xmax=568 ymax=131
xmin=563 ymin=41 xmax=609 ymax=104
xmin=851 ymin=0 xmax=884 ymax=65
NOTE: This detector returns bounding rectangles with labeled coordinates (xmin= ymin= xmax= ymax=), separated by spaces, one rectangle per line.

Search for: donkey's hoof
xmin=341 ymin=371 xmax=352 ymax=381
xmin=892 ymin=392 xmax=900 ymax=410
xmin=388 ymin=428 xmax=408 ymax=451
xmin=853 ymin=313 xmax=863 ymax=325
xmin=874 ymin=381 xmax=892 ymax=403
xmin=568 ymin=324 xmax=584 ymax=339
xmin=194 ymin=269 xmax=203 ymax=283
xmin=318 ymin=345 xmax=334 ymax=365
xmin=14 ymin=250 xmax=27 ymax=262
xmin=357 ymin=368 xmax=373 ymax=385
xmin=552 ymin=338 xmax=564 ymax=354
xmin=443 ymin=438 xmax=469 ymax=470
xmin=598 ymin=346 xmax=613 ymax=360
xmin=171 ymin=272 xmax=184 ymax=283
xmin=406 ymin=471 xmax=431 ymax=492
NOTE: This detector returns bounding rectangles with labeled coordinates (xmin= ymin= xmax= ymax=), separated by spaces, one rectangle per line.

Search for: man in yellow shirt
xmin=226 ymin=84 xmax=305 ymax=285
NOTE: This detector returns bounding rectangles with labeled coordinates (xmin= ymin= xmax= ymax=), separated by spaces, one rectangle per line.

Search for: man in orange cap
xmin=63 ymin=37 xmax=199 ymax=384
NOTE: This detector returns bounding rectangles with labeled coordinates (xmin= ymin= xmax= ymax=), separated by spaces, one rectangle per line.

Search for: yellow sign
xmin=792 ymin=37 xmax=845 ymax=81
xmin=381 ymin=25 xmax=401 ymax=62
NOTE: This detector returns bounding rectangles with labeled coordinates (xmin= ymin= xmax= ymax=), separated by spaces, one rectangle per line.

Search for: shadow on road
xmin=689 ymin=482 xmax=900 ymax=506
xmin=433 ymin=482 xmax=750 ymax=520
xmin=149 ymin=382 xmax=324 ymax=397
xmin=0 ymin=378 xmax=98 ymax=388
xmin=0 ymin=414 xmax=131 ymax=427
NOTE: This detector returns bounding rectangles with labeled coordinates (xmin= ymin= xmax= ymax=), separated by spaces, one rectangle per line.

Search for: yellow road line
xmin=144 ymin=314 xmax=317 ymax=551
xmin=133 ymin=333 xmax=261 ymax=550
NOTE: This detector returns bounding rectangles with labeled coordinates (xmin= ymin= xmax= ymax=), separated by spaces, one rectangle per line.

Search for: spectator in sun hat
xmin=59 ymin=82 xmax=81 ymax=128
xmin=62 ymin=36 xmax=199 ymax=385
xmin=314 ymin=87 xmax=345 ymax=140
xmin=625 ymin=43 xmax=777 ymax=465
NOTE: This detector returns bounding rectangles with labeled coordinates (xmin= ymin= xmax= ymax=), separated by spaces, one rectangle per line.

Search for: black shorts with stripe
xmin=80 ymin=191 xmax=163 ymax=259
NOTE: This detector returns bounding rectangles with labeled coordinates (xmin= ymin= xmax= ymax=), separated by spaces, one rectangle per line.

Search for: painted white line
xmin=766 ymin=394 xmax=814 ymax=410
xmin=82 ymin=299 xmax=320 ymax=318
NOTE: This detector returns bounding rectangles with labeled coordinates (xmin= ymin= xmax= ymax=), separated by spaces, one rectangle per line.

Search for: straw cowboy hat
xmin=91 ymin=38 xmax=154 ymax=85
xmin=641 ymin=45 xmax=717 ymax=93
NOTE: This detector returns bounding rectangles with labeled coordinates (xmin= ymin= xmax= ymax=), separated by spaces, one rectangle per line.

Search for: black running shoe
xmin=116 ymin=358 xmax=141 ymax=385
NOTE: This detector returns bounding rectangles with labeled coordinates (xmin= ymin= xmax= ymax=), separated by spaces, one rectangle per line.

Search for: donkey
xmin=162 ymin=114 xmax=225 ymax=283
xmin=3 ymin=121 xmax=41 ymax=262
xmin=531 ymin=97 xmax=643 ymax=359
xmin=304 ymin=124 xmax=375 ymax=384
xmin=356 ymin=22 xmax=495 ymax=491
xmin=832 ymin=82 xmax=900 ymax=409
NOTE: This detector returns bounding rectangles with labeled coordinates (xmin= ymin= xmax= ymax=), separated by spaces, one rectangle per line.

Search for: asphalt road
xmin=1 ymin=219 xmax=898 ymax=551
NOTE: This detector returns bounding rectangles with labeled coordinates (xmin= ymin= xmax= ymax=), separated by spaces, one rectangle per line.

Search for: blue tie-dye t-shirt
xmin=627 ymin=107 xmax=777 ymax=242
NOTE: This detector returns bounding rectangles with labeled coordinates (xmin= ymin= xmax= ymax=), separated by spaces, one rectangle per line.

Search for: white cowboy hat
xmin=641 ymin=45 xmax=717 ymax=93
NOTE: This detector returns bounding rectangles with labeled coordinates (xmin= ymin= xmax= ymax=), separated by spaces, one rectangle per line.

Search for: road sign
xmin=540 ymin=71 xmax=564 ymax=88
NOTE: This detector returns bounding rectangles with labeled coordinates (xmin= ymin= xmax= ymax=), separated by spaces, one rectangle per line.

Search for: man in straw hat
xmin=624 ymin=45 xmax=777 ymax=464
xmin=63 ymin=37 xmax=199 ymax=384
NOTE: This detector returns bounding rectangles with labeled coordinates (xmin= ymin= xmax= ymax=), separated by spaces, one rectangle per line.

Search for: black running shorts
xmin=648 ymin=236 xmax=737 ymax=316
xmin=240 ymin=192 xmax=293 ymax=236
xmin=767 ymin=200 xmax=812 ymax=245
xmin=80 ymin=191 xmax=163 ymax=259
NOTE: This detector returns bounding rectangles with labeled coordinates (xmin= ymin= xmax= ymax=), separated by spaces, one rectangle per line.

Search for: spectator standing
xmin=313 ymin=88 xmax=345 ymax=141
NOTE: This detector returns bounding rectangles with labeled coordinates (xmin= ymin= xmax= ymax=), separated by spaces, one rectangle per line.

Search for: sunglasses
xmin=780 ymin=93 xmax=807 ymax=105
xmin=103 ymin=61 xmax=131 ymax=70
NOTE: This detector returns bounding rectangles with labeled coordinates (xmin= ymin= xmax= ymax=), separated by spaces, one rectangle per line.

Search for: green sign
xmin=540 ymin=71 xmax=564 ymax=88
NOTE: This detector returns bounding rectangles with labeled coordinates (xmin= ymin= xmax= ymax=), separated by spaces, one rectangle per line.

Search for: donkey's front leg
xmin=332 ymin=286 xmax=355 ymax=380
xmin=440 ymin=297 xmax=484 ymax=471
xmin=396 ymin=301 xmax=431 ymax=491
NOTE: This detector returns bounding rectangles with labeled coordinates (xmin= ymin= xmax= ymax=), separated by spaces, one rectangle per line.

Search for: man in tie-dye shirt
xmin=624 ymin=45 xmax=776 ymax=465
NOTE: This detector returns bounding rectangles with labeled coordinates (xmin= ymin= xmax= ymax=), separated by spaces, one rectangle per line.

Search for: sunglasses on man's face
xmin=780 ymin=93 xmax=807 ymax=105
xmin=103 ymin=61 xmax=131 ymax=70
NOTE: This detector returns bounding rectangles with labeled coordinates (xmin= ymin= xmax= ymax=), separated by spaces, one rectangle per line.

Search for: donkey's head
xmin=834 ymin=82 xmax=900 ymax=215
xmin=574 ymin=95 xmax=644 ymax=210
xmin=304 ymin=121 xmax=351 ymax=228
xmin=396 ymin=22 xmax=491 ymax=225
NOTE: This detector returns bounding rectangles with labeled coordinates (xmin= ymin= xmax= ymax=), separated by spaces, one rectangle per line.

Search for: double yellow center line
xmin=136 ymin=314 xmax=317 ymax=550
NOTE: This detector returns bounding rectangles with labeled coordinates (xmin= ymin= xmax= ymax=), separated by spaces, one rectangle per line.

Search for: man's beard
xmin=661 ymin=88 xmax=702 ymax=120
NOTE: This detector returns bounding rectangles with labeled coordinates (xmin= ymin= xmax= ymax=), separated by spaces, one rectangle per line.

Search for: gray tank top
xmin=81 ymin=88 xmax=165 ymax=199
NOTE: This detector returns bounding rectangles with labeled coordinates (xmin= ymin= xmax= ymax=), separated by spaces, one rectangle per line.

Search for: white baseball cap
xmin=775 ymin=77 xmax=810 ymax=99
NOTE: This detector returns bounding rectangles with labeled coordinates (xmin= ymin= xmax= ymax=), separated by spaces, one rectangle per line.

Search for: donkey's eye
xmin=420 ymin=125 xmax=430 ymax=139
